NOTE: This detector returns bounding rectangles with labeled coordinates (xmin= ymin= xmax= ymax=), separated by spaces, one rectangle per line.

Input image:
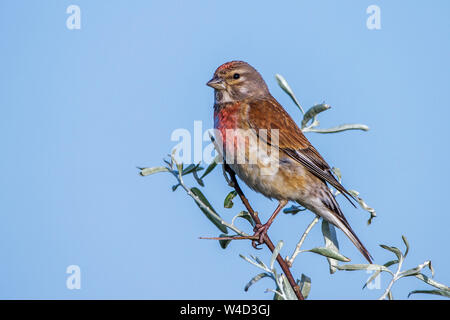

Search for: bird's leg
xmin=253 ymin=200 xmax=288 ymax=246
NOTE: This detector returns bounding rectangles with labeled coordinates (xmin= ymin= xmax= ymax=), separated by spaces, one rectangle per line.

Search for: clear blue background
xmin=1 ymin=1 xmax=449 ymax=299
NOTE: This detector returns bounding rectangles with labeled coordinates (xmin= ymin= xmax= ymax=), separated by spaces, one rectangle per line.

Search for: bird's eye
xmin=233 ymin=73 xmax=240 ymax=79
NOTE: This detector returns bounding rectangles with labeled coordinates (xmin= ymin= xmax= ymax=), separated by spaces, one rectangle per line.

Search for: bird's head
xmin=207 ymin=61 xmax=269 ymax=103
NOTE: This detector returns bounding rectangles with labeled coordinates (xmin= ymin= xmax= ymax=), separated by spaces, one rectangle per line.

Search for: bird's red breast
xmin=214 ymin=101 xmax=247 ymax=141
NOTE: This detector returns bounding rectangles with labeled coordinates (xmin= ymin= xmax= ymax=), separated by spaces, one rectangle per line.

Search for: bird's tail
xmin=332 ymin=216 xmax=373 ymax=264
xmin=306 ymin=185 xmax=373 ymax=263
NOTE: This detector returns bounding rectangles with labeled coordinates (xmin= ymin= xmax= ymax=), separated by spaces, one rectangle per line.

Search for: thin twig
xmin=287 ymin=216 xmax=320 ymax=267
xmin=223 ymin=164 xmax=305 ymax=300
xmin=379 ymin=256 xmax=404 ymax=300
xmin=199 ymin=235 xmax=258 ymax=241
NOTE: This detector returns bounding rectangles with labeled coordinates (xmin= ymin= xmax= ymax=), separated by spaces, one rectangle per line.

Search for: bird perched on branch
xmin=207 ymin=60 xmax=373 ymax=263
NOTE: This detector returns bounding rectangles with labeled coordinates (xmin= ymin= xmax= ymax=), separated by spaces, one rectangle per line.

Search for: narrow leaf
xmin=399 ymin=260 xmax=433 ymax=279
xmin=402 ymin=235 xmax=410 ymax=257
xmin=181 ymin=164 xmax=197 ymax=175
xmin=139 ymin=166 xmax=169 ymax=176
xmin=415 ymin=273 xmax=450 ymax=291
xmin=275 ymin=74 xmax=304 ymax=114
xmin=336 ymin=264 xmax=394 ymax=275
xmin=244 ymin=273 xmax=271 ymax=292
xmin=301 ymin=104 xmax=331 ymax=128
xmin=253 ymin=255 xmax=269 ymax=270
xmin=190 ymin=187 xmax=228 ymax=233
xmin=193 ymin=168 xmax=205 ymax=187
xmin=321 ymin=221 xmax=341 ymax=273
xmin=200 ymin=155 xmax=220 ymax=179
xmin=348 ymin=189 xmax=376 ymax=225
xmin=283 ymin=205 xmax=306 ymax=215
xmin=270 ymin=241 xmax=284 ymax=270
xmin=308 ymin=123 xmax=369 ymax=133
xmin=232 ymin=211 xmax=255 ymax=227
xmin=298 ymin=274 xmax=311 ymax=299
xmin=331 ymin=167 xmax=342 ymax=183
xmin=218 ymin=233 xmax=232 ymax=249
xmin=379 ymin=244 xmax=403 ymax=260
xmin=224 ymin=191 xmax=237 ymax=209
xmin=307 ymin=247 xmax=350 ymax=262
xmin=239 ymin=254 xmax=266 ymax=271
xmin=408 ymin=289 xmax=450 ymax=298
xmin=280 ymin=274 xmax=298 ymax=300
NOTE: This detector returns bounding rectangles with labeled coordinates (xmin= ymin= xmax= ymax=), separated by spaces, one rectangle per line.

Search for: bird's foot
xmin=251 ymin=223 xmax=270 ymax=248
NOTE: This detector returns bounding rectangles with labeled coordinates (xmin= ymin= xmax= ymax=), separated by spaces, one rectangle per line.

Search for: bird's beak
xmin=206 ymin=76 xmax=226 ymax=90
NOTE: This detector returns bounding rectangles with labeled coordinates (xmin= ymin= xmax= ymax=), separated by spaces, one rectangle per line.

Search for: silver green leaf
xmin=301 ymin=104 xmax=330 ymax=128
xmin=306 ymin=247 xmax=350 ymax=262
xmin=231 ymin=211 xmax=255 ymax=227
xmin=321 ymin=220 xmax=341 ymax=274
xmin=239 ymin=254 xmax=265 ymax=270
xmin=336 ymin=264 xmax=394 ymax=275
xmin=218 ymin=233 xmax=232 ymax=249
xmin=224 ymin=191 xmax=237 ymax=209
xmin=181 ymin=164 xmax=197 ymax=175
xmin=298 ymin=274 xmax=311 ymax=299
xmin=273 ymin=273 xmax=297 ymax=300
xmin=139 ymin=166 xmax=169 ymax=176
xmin=244 ymin=273 xmax=271 ymax=292
xmin=408 ymin=289 xmax=450 ymax=298
xmin=402 ymin=235 xmax=410 ymax=257
xmin=283 ymin=205 xmax=306 ymax=215
xmin=331 ymin=167 xmax=342 ymax=183
xmin=200 ymin=155 xmax=220 ymax=179
xmin=398 ymin=260 xmax=434 ymax=279
xmin=275 ymin=74 xmax=304 ymax=114
xmin=270 ymin=241 xmax=284 ymax=270
xmin=192 ymin=168 xmax=205 ymax=187
xmin=190 ymin=187 xmax=228 ymax=234
xmin=379 ymin=244 xmax=403 ymax=261
xmin=306 ymin=123 xmax=369 ymax=133
xmin=280 ymin=274 xmax=298 ymax=300
xmin=415 ymin=273 xmax=450 ymax=291
xmin=348 ymin=189 xmax=376 ymax=225
xmin=252 ymin=255 xmax=269 ymax=270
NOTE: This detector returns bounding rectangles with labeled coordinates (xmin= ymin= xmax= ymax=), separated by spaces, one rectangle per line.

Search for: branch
xmin=199 ymin=235 xmax=258 ymax=241
xmin=223 ymin=163 xmax=305 ymax=300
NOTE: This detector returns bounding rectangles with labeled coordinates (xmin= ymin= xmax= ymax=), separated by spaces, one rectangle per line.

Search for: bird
xmin=206 ymin=60 xmax=373 ymax=263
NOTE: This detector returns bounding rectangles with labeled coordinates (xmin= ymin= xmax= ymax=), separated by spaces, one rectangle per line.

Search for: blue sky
xmin=0 ymin=1 xmax=449 ymax=299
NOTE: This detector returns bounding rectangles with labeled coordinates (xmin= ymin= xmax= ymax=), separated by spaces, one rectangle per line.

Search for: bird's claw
xmin=252 ymin=223 xmax=269 ymax=245
xmin=251 ymin=240 xmax=263 ymax=250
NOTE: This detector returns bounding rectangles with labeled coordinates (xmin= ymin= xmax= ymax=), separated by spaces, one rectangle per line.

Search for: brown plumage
xmin=207 ymin=61 xmax=373 ymax=263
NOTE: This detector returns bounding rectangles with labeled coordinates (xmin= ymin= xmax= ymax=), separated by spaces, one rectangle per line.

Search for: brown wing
xmin=246 ymin=97 xmax=356 ymax=207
